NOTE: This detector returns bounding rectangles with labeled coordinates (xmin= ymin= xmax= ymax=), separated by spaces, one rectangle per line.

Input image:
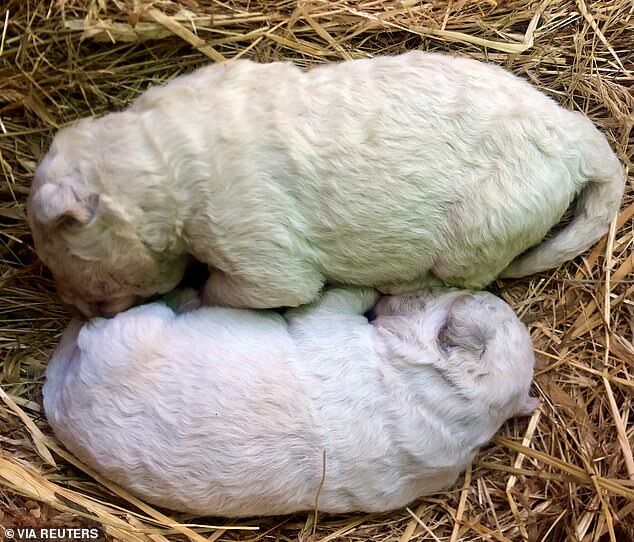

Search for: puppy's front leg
xmin=203 ymin=269 xmax=325 ymax=309
xmin=377 ymin=274 xmax=443 ymax=295
xmin=285 ymin=287 xmax=379 ymax=325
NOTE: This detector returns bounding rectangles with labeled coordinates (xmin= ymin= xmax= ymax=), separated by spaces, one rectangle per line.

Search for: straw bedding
xmin=0 ymin=1 xmax=632 ymax=540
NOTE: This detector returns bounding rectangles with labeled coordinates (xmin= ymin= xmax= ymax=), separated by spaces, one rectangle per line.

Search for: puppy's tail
xmin=501 ymin=120 xmax=625 ymax=279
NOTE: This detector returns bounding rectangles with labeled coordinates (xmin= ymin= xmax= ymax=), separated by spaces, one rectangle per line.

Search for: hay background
xmin=0 ymin=0 xmax=632 ymax=540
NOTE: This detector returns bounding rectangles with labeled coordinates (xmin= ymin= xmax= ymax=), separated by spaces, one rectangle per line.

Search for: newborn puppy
xmin=28 ymin=52 xmax=624 ymax=316
xmin=44 ymin=287 xmax=539 ymax=517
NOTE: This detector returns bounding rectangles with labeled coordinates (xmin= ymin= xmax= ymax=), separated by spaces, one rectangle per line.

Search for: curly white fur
xmin=44 ymin=287 xmax=538 ymax=517
xmin=28 ymin=52 xmax=624 ymax=315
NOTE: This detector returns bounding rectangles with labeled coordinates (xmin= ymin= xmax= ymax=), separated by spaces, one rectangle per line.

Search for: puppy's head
xmin=28 ymin=118 xmax=189 ymax=317
xmin=374 ymin=289 xmax=538 ymax=423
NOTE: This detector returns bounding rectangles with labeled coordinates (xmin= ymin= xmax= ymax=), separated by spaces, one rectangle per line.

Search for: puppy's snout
xmin=97 ymin=304 xmax=119 ymax=318
xmin=58 ymin=291 xmax=99 ymax=319
xmin=97 ymin=295 xmax=139 ymax=318
xmin=64 ymin=304 xmax=92 ymax=321
xmin=58 ymin=288 xmax=137 ymax=319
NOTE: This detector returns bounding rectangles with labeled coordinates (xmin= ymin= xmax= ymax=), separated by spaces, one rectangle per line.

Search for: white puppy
xmin=28 ymin=52 xmax=625 ymax=316
xmin=44 ymin=288 xmax=538 ymax=517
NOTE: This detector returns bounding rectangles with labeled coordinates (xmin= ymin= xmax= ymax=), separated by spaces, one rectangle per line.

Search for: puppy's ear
xmin=438 ymin=294 xmax=487 ymax=357
xmin=31 ymin=183 xmax=99 ymax=226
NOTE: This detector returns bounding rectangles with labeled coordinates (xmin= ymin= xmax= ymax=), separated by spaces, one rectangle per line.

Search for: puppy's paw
xmin=163 ymin=288 xmax=203 ymax=313
xmin=515 ymin=395 xmax=541 ymax=417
